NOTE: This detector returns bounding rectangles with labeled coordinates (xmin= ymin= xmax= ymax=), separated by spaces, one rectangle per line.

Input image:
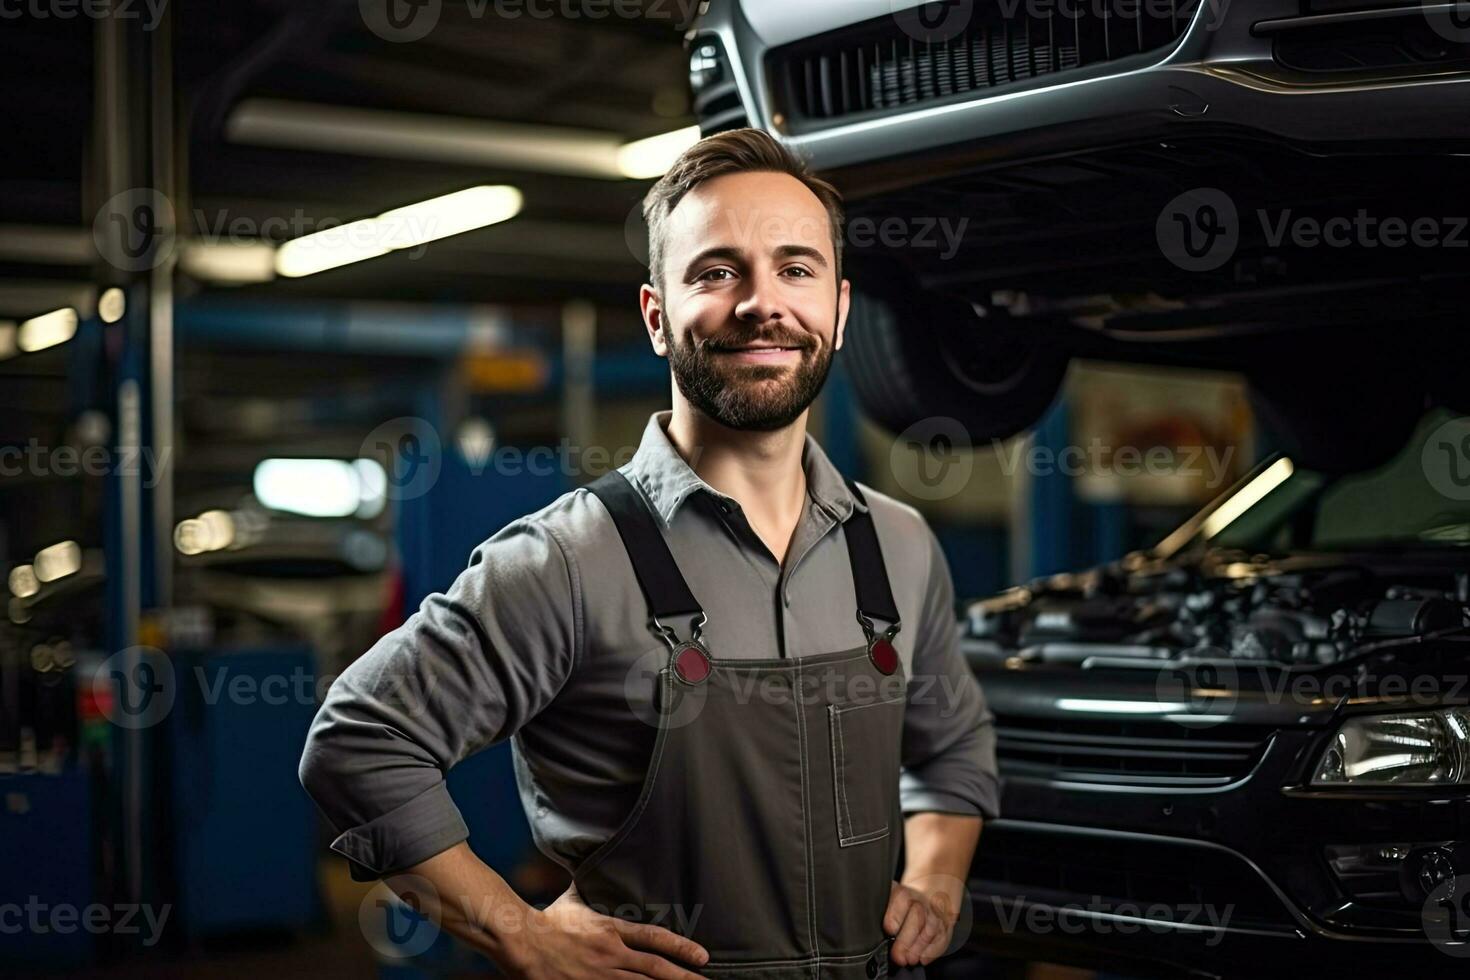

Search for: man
xmin=299 ymin=128 xmax=1000 ymax=979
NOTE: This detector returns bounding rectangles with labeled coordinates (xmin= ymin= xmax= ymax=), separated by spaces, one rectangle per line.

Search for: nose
xmin=732 ymin=272 xmax=784 ymax=325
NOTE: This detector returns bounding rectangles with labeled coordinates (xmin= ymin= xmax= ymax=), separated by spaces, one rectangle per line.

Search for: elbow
xmin=297 ymin=723 xmax=338 ymax=812
xmin=297 ymin=741 xmax=324 ymax=807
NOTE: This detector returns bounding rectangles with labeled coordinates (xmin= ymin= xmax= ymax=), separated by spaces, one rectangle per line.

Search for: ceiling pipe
xmin=227 ymin=98 xmax=632 ymax=179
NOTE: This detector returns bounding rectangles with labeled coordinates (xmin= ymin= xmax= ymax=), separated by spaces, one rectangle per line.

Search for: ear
xmin=640 ymin=283 xmax=669 ymax=358
xmin=834 ymin=278 xmax=852 ymax=352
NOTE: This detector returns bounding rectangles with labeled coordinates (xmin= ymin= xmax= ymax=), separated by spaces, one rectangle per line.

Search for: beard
xmin=663 ymin=312 xmax=836 ymax=432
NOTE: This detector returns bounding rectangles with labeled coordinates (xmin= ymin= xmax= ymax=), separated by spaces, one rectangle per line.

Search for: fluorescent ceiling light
xmin=7 ymin=564 xmax=38 ymax=598
xmin=18 ymin=308 xmax=78 ymax=352
xmin=97 ymin=287 xmax=126 ymax=324
xmin=1202 ymin=457 xmax=1294 ymax=538
xmin=228 ymin=100 xmax=699 ymax=182
xmin=253 ymin=458 xmax=388 ymax=518
xmin=33 ymin=541 xmax=81 ymax=583
xmin=617 ymin=126 xmax=701 ymax=179
xmin=181 ymin=242 xmax=277 ymax=285
xmin=354 ymin=459 xmax=387 ymax=519
xmin=275 ymin=185 xmax=523 ymax=278
xmin=0 ymin=225 xmax=93 ymax=265
xmin=174 ymin=510 xmax=237 ymax=555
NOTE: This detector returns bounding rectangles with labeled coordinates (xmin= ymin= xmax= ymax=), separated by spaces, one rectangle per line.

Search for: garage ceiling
xmin=0 ymin=0 xmax=694 ymax=314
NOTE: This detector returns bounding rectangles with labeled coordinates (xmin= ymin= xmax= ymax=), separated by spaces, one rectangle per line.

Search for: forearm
xmin=390 ymin=841 xmax=534 ymax=970
xmin=900 ymin=812 xmax=982 ymax=923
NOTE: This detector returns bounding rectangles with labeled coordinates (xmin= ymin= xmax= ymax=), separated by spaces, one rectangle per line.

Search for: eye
xmin=697 ymin=268 xmax=735 ymax=282
xmin=782 ymin=266 xmax=815 ymax=278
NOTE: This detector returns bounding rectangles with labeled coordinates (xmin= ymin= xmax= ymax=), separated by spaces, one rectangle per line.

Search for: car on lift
xmin=688 ymin=0 xmax=1470 ymax=470
xmin=690 ymin=0 xmax=1470 ymax=974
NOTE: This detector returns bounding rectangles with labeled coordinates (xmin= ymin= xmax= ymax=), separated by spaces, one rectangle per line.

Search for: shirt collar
xmin=621 ymin=410 xmax=867 ymax=528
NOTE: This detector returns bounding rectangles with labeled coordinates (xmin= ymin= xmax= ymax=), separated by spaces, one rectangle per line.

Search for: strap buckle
xmin=651 ymin=610 xmax=708 ymax=653
xmin=856 ymin=608 xmax=901 ymax=644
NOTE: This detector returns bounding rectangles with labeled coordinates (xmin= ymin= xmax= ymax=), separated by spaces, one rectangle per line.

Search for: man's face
xmin=643 ymin=171 xmax=851 ymax=432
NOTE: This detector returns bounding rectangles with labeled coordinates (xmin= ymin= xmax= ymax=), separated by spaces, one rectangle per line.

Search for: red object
xmin=674 ymin=644 xmax=711 ymax=684
xmin=377 ymin=561 xmax=407 ymax=637
xmin=868 ymin=638 xmax=899 ymax=676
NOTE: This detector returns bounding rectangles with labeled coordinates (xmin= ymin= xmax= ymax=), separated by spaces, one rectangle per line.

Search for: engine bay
xmin=967 ymin=551 xmax=1470 ymax=667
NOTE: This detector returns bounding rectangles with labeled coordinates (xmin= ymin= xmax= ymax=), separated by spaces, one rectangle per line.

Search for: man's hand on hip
xmin=502 ymin=881 xmax=710 ymax=979
xmin=395 ymin=842 xmax=708 ymax=979
xmin=884 ymin=879 xmax=959 ymax=968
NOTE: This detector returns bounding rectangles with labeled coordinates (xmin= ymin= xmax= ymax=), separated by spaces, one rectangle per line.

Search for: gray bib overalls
xmin=579 ymin=470 xmax=920 ymax=980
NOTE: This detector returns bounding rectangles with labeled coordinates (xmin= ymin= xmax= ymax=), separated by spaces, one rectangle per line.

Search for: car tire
xmin=1249 ymin=361 xmax=1426 ymax=474
xmin=840 ymin=262 xmax=1069 ymax=444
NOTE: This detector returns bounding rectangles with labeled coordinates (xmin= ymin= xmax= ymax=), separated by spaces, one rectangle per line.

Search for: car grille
xmin=771 ymin=0 xmax=1196 ymax=127
xmin=995 ymin=716 xmax=1274 ymax=787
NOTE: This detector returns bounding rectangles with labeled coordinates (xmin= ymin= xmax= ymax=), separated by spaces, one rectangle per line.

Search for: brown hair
xmin=641 ymin=127 xmax=845 ymax=295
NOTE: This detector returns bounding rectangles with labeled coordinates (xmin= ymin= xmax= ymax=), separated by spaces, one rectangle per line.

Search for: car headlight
xmin=1311 ymin=708 xmax=1470 ymax=785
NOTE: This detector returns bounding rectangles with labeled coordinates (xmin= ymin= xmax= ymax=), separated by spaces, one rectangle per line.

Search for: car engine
xmin=967 ymin=551 xmax=1470 ymax=666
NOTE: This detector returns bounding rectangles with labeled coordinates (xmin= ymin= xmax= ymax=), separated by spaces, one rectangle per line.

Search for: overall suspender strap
xmin=586 ymin=469 xmax=705 ymax=624
xmin=840 ymin=478 xmax=902 ymax=629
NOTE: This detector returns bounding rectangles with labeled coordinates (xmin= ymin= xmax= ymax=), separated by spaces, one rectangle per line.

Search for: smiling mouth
xmin=714 ymin=345 xmax=804 ymax=354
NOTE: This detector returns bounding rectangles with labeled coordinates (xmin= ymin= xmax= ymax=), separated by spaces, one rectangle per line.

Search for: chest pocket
xmin=828 ymin=693 xmax=906 ymax=847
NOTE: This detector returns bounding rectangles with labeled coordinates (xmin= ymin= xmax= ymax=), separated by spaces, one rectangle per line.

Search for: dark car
xmin=689 ymin=0 xmax=1470 ymax=475
xmin=959 ymin=409 xmax=1470 ymax=975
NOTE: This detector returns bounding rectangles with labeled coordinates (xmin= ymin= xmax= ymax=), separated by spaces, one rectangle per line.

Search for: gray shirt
xmin=299 ymin=410 xmax=1001 ymax=882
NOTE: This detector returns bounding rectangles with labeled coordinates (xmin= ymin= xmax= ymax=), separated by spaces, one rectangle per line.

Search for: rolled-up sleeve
xmin=899 ymin=524 xmax=1002 ymax=821
xmin=299 ymin=517 xmax=582 ymax=881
